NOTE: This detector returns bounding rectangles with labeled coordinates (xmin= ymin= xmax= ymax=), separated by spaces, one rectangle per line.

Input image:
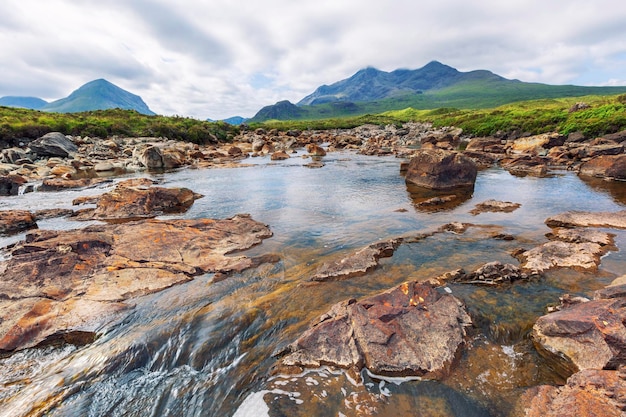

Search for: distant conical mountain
xmin=250 ymin=61 xmax=626 ymax=122
xmin=0 ymin=96 xmax=48 ymax=110
xmin=41 ymin=79 xmax=155 ymax=115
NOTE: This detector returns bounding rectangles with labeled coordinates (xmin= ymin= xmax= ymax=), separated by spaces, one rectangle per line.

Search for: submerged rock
xmin=517 ymin=368 xmax=626 ymax=417
xmin=405 ymin=149 xmax=477 ymax=191
xmin=311 ymin=239 xmax=402 ymax=281
xmin=279 ymin=281 xmax=472 ymax=378
xmin=452 ymin=261 xmax=527 ymax=285
xmin=0 ymin=214 xmax=273 ymax=352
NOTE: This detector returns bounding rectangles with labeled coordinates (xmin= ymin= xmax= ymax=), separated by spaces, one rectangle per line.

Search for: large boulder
xmin=579 ymin=155 xmax=626 ymax=180
xmin=405 ymin=149 xmax=477 ymax=191
xmin=0 ymin=174 xmax=27 ymax=196
xmin=0 ymin=214 xmax=273 ymax=352
xmin=29 ymin=132 xmax=78 ymax=158
xmin=279 ymin=281 xmax=472 ymax=378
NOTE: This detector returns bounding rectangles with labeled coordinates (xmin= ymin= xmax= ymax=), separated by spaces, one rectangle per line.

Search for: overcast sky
xmin=1 ymin=0 xmax=626 ymax=119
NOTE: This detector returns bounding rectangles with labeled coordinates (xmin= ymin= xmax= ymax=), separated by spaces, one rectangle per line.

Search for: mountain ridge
xmin=0 ymin=79 xmax=155 ymax=115
xmin=251 ymin=61 xmax=626 ymax=122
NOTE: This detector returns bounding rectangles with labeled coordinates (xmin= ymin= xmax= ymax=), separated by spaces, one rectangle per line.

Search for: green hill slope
xmin=42 ymin=79 xmax=155 ymax=115
xmin=250 ymin=62 xmax=626 ymax=122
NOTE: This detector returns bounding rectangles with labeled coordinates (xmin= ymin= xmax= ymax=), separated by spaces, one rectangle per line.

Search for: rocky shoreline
xmin=1 ymin=124 xmax=626 ymax=415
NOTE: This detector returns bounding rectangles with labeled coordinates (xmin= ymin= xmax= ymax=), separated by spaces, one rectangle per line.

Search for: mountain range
xmin=0 ymin=79 xmax=155 ymax=115
xmin=3 ymin=61 xmax=626 ymax=123
xmin=250 ymin=61 xmax=626 ymax=122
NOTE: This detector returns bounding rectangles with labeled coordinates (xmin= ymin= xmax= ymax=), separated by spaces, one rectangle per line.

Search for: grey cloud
xmin=120 ymin=0 xmax=232 ymax=67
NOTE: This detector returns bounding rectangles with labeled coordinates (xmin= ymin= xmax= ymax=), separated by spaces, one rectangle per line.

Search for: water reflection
xmin=1 ymin=153 xmax=626 ymax=417
xmin=579 ymin=176 xmax=626 ymax=205
xmin=405 ymin=183 xmax=473 ymax=212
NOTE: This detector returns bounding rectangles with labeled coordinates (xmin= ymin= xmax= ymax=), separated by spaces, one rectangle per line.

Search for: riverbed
xmin=1 ymin=150 xmax=625 ymax=417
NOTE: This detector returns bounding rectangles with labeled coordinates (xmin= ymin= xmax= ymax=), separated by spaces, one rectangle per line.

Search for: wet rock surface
xmin=72 ymin=179 xmax=203 ymax=221
xmin=531 ymin=297 xmax=626 ymax=372
xmin=0 ymin=210 xmax=38 ymax=235
xmin=0 ymin=214 xmax=273 ymax=352
xmin=311 ymin=239 xmax=402 ymax=281
xmin=470 ymin=199 xmax=521 ymax=215
xmin=279 ymin=281 xmax=472 ymax=378
xmin=517 ymin=368 xmax=626 ymax=417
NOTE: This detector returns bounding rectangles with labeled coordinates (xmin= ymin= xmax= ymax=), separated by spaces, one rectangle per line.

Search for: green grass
xmin=2 ymin=94 xmax=625 ymax=145
xmin=0 ymin=107 xmax=239 ymax=144
xmin=252 ymin=94 xmax=626 ymax=138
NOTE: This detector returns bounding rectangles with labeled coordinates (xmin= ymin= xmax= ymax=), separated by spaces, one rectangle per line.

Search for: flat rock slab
xmin=517 ymin=369 xmax=626 ymax=417
xmin=515 ymin=228 xmax=615 ymax=274
xmin=311 ymin=239 xmax=402 ymax=281
xmin=470 ymin=199 xmax=521 ymax=215
xmin=531 ymin=298 xmax=626 ymax=372
xmin=73 ymin=179 xmax=203 ymax=221
xmin=0 ymin=210 xmax=37 ymax=235
xmin=546 ymin=210 xmax=626 ymax=229
xmin=0 ymin=214 xmax=273 ymax=352
xmin=279 ymin=282 xmax=471 ymax=378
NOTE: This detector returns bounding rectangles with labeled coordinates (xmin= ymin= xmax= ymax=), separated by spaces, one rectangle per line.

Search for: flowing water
xmin=1 ymin=150 xmax=625 ymax=417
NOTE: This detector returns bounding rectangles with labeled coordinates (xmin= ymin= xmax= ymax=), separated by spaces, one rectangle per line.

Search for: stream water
xmin=1 ymin=150 xmax=625 ymax=417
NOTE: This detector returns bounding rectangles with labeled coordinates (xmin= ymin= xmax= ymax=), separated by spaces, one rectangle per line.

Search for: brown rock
xmin=500 ymin=155 xmax=548 ymax=177
xmin=0 ymin=210 xmax=37 ymax=235
xmin=531 ymin=298 xmax=626 ymax=372
xmin=306 ymin=143 xmax=327 ymax=156
xmin=270 ymin=151 xmax=290 ymax=160
xmin=579 ymin=155 xmax=626 ymax=180
xmin=546 ymin=210 xmax=626 ymax=229
xmin=470 ymin=199 xmax=521 ymax=215
xmin=39 ymin=177 xmax=112 ymax=191
xmin=511 ymin=133 xmax=564 ymax=153
xmin=464 ymin=137 xmax=506 ymax=154
xmin=280 ymin=282 xmax=471 ymax=378
xmin=0 ymin=214 xmax=273 ymax=352
xmin=74 ymin=182 xmax=203 ymax=221
xmin=405 ymin=149 xmax=477 ymax=190
xmin=517 ymin=369 xmax=626 ymax=417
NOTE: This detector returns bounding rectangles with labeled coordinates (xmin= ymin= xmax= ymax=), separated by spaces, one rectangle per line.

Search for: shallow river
xmin=1 ymin=150 xmax=625 ymax=417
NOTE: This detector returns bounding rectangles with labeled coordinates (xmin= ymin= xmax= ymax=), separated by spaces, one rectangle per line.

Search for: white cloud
xmin=1 ymin=0 xmax=626 ymax=119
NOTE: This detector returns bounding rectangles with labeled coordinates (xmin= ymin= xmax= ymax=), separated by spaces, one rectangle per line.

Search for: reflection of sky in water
xmin=2 ymin=155 xmax=625 ymax=252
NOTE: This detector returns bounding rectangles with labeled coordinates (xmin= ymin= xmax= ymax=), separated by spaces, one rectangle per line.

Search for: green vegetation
xmin=253 ymin=94 xmax=626 ymax=138
xmin=0 ymin=107 xmax=238 ymax=144
xmin=2 ymin=94 xmax=624 ymax=146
